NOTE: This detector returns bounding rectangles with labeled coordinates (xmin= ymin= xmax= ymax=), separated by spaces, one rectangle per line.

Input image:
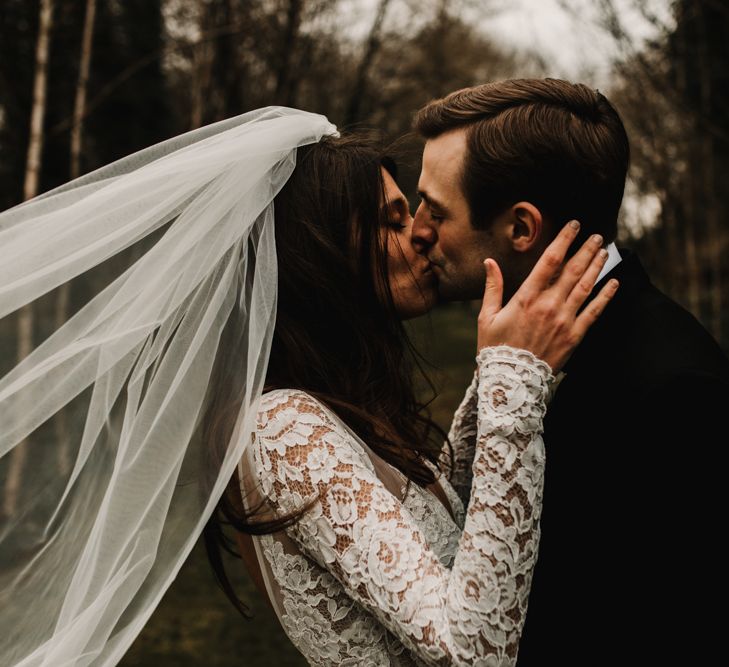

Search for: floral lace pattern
xmin=442 ymin=361 xmax=564 ymax=508
xmin=248 ymin=345 xmax=555 ymax=666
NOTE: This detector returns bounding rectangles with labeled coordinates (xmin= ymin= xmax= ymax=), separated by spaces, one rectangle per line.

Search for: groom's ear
xmin=508 ymin=202 xmax=546 ymax=254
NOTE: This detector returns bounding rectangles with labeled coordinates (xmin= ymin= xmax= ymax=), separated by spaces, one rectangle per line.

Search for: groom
xmin=410 ymin=78 xmax=729 ymax=665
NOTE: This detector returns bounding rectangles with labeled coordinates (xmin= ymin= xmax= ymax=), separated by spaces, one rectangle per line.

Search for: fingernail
xmin=591 ymin=234 xmax=603 ymax=245
xmin=610 ymin=279 xmax=619 ymax=289
xmin=599 ymin=248 xmax=608 ymax=259
xmin=569 ymin=220 xmax=580 ymax=230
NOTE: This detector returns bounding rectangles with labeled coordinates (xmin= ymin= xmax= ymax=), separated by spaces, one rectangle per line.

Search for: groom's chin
xmin=436 ymin=290 xmax=479 ymax=305
xmin=436 ymin=280 xmax=485 ymax=304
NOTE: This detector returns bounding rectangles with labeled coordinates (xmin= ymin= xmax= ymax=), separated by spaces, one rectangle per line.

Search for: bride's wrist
xmin=476 ymin=345 xmax=555 ymax=382
xmin=475 ymin=346 xmax=555 ymax=436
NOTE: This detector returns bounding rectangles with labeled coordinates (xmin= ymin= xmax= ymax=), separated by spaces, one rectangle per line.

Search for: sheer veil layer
xmin=0 ymin=107 xmax=337 ymax=667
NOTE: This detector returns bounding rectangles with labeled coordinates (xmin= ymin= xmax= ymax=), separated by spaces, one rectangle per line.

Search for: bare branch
xmin=344 ymin=0 xmax=392 ymax=126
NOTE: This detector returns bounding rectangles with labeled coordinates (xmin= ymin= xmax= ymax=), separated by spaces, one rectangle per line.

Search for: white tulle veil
xmin=0 ymin=106 xmax=338 ymax=666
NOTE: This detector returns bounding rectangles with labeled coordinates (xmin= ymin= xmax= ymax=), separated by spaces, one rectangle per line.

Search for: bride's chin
xmin=394 ymin=286 xmax=438 ymax=320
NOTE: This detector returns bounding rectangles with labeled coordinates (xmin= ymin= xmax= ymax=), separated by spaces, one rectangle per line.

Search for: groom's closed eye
xmin=417 ymin=190 xmax=448 ymax=222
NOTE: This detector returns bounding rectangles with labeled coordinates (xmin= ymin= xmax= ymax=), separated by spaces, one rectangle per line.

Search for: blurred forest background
xmin=0 ymin=0 xmax=727 ymax=665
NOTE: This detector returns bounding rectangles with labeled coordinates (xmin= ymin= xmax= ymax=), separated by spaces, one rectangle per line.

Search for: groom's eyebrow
xmin=417 ymin=189 xmax=449 ymax=215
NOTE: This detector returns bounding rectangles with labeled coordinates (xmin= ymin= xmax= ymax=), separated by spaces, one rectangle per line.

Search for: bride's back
xmin=203 ymin=133 xmax=448 ymax=620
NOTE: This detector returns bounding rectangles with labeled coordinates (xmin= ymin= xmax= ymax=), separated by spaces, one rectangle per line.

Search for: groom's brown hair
xmin=413 ymin=78 xmax=630 ymax=245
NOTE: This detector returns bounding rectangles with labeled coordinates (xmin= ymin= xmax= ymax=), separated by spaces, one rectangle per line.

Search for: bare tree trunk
xmin=696 ymin=0 xmax=722 ymax=340
xmin=207 ymin=0 xmax=250 ymax=119
xmin=430 ymin=0 xmax=453 ymax=98
xmin=274 ymin=0 xmax=303 ymax=106
xmin=344 ymin=0 xmax=391 ymax=126
xmin=70 ymin=0 xmax=96 ymax=181
xmin=683 ymin=172 xmax=702 ymax=317
xmin=52 ymin=0 xmax=96 ymax=477
xmin=190 ymin=0 xmax=213 ymax=129
xmin=190 ymin=49 xmax=204 ymax=129
xmin=675 ymin=4 xmax=702 ymax=319
xmin=4 ymin=0 xmax=54 ymax=518
xmin=700 ymin=123 xmax=721 ymax=339
xmin=662 ymin=191 xmax=680 ymax=299
xmin=23 ymin=0 xmax=53 ymax=202
xmin=219 ymin=0 xmax=246 ymax=115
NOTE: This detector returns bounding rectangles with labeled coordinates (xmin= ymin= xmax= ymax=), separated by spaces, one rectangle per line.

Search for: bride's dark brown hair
xmin=202 ymin=133 xmax=449 ymax=617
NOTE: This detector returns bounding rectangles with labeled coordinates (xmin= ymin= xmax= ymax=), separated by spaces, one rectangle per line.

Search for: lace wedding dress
xmin=237 ymin=345 xmax=557 ymax=666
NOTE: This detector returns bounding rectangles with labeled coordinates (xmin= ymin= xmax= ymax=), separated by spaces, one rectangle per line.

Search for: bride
xmin=0 ymin=107 xmax=616 ymax=666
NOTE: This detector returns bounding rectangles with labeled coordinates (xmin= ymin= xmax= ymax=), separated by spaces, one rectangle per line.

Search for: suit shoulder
xmin=621 ymin=282 xmax=729 ymax=382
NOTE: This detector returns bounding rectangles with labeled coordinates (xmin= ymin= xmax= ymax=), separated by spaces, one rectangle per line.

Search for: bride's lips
xmin=421 ymin=261 xmax=438 ymax=278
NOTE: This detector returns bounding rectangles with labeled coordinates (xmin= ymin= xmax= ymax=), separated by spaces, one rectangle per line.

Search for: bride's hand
xmin=477 ymin=220 xmax=619 ymax=372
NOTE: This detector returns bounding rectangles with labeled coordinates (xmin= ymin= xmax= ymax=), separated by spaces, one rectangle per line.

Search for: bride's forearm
xmin=251 ymin=352 xmax=553 ymax=666
xmin=446 ymin=344 xmax=552 ymax=663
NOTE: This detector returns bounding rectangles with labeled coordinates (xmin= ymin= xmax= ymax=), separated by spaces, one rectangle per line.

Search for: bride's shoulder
xmin=256 ymin=388 xmax=336 ymax=432
xmin=258 ymin=387 xmax=326 ymax=410
xmin=252 ymin=389 xmax=369 ymax=488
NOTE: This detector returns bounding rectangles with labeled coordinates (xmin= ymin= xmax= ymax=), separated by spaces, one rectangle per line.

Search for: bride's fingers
xmin=564 ymin=244 xmax=610 ymax=313
xmin=518 ymin=220 xmax=580 ymax=300
xmin=552 ymin=232 xmax=604 ymax=300
xmin=572 ymin=279 xmax=620 ymax=340
xmin=479 ymin=258 xmax=503 ymax=324
xmin=477 ymin=259 xmax=504 ymax=351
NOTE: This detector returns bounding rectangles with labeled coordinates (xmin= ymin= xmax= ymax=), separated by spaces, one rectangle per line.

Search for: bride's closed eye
xmin=384 ymin=197 xmax=411 ymax=231
xmin=386 ymin=207 xmax=406 ymax=230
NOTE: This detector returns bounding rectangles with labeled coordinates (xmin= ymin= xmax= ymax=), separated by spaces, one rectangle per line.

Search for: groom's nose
xmin=411 ymin=202 xmax=436 ymax=255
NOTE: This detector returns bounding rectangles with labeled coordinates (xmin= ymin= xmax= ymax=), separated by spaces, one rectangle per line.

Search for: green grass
xmin=121 ymin=539 xmax=307 ymax=667
xmin=407 ymin=301 xmax=480 ymax=431
xmin=119 ymin=302 xmax=480 ymax=666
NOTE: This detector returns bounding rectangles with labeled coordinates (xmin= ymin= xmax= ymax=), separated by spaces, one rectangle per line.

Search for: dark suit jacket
xmin=516 ymin=249 xmax=729 ymax=665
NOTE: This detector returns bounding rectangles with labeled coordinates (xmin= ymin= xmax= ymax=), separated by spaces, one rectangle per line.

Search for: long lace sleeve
xmin=252 ymin=345 xmax=555 ymax=666
xmin=443 ymin=359 xmax=565 ymax=509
